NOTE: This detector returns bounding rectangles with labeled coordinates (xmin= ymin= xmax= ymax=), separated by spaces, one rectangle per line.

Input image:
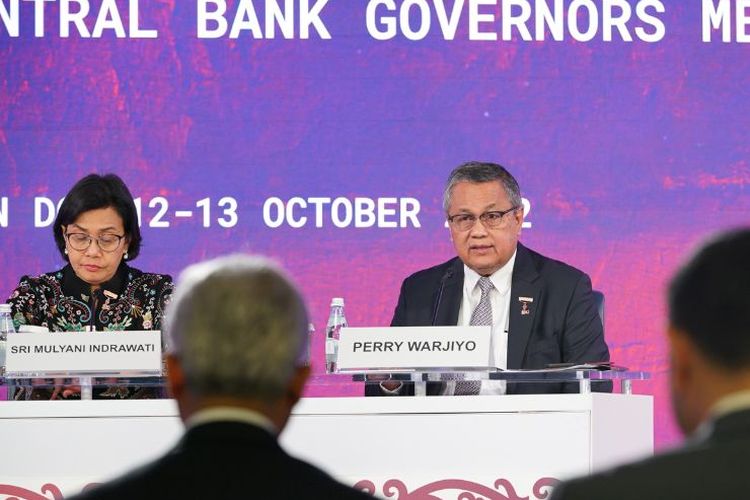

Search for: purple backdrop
xmin=2 ymin=1 xmax=749 ymax=449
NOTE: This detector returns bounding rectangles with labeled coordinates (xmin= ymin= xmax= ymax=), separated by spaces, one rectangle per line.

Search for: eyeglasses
xmin=65 ymin=232 xmax=125 ymax=253
xmin=447 ymin=206 xmax=519 ymax=232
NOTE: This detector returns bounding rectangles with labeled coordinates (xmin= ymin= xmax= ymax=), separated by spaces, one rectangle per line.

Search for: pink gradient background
xmin=2 ymin=2 xmax=749 ymax=449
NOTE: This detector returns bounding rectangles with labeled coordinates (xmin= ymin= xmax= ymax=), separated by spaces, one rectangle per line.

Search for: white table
xmin=0 ymin=393 xmax=652 ymax=499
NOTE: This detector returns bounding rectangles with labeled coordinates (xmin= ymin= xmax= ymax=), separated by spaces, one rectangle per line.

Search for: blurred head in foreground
xmin=165 ymin=254 xmax=310 ymax=431
xmin=668 ymin=228 xmax=750 ymax=434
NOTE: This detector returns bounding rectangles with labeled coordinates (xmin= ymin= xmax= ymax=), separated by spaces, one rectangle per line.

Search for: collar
xmin=463 ymin=249 xmax=517 ymax=296
xmin=710 ymin=389 xmax=750 ymax=420
xmin=186 ymin=406 xmax=277 ymax=435
xmin=62 ymin=262 xmax=129 ymax=300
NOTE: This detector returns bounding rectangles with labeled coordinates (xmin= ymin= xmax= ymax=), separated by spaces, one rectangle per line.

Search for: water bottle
xmin=0 ymin=303 xmax=16 ymax=378
xmin=325 ymin=298 xmax=347 ymax=373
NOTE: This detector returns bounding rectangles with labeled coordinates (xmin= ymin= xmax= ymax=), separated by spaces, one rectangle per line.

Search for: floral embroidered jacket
xmin=8 ymin=263 xmax=172 ymax=332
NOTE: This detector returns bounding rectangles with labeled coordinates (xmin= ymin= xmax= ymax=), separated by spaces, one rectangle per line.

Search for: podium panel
xmin=0 ymin=393 xmax=652 ymax=499
xmin=282 ymin=394 xmax=653 ymax=498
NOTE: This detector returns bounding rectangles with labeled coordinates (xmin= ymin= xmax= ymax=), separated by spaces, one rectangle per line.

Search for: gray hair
xmin=442 ymin=161 xmax=522 ymax=214
xmin=165 ymin=254 xmax=308 ymax=400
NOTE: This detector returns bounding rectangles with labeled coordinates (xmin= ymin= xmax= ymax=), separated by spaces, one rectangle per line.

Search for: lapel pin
xmin=518 ymin=297 xmax=533 ymax=316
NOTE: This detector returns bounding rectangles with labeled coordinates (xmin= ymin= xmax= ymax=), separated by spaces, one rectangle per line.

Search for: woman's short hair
xmin=53 ymin=174 xmax=142 ymax=261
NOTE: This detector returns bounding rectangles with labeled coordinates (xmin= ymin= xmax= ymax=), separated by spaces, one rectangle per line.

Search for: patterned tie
xmin=455 ymin=277 xmax=495 ymax=395
xmin=470 ymin=277 xmax=495 ymax=327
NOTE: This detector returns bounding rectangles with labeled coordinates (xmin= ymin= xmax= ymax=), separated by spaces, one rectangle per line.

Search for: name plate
xmin=336 ymin=326 xmax=491 ymax=372
xmin=5 ymin=331 xmax=162 ymax=378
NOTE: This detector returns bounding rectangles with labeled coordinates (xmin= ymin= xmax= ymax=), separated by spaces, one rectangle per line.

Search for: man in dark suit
xmin=374 ymin=161 xmax=609 ymax=395
xmin=551 ymin=228 xmax=750 ymax=499
xmin=73 ymin=255 xmax=371 ymax=500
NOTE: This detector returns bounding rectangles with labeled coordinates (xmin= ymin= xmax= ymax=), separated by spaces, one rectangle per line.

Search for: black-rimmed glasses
xmin=447 ymin=206 xmax=519 ymax=232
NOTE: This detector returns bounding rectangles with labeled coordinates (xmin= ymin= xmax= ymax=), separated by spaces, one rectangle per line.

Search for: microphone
xmin=431 ymin=268 xmax=454 ymax=326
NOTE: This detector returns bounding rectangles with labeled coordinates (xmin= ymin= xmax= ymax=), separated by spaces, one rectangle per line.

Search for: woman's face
xmin=62 ymin=207 xmax=130 ymax=289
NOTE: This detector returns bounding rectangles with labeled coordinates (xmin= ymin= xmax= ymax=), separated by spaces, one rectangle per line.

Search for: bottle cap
xmin=0 ymin=304 xmax=11 ymax=313
xmin=330 ymin=297 xmax=345 ymax=307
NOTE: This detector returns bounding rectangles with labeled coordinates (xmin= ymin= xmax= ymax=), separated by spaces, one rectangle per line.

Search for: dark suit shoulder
xmin=70 ymin=423 xmax=371 ymax=500
xmin=401 ymin=257 xmax=460 ymax=289
xmin=521 ymin=244 xmax=589 ymax=283
xmin=516 ymin=244 xmax=596 ymax=306
xmin=391 ymin=258 xmax=462 ymax=327
xmin=551 ymin=437 xmax=750 ymax=500
xmin=282 ymin=453 xmax=373 ymax=498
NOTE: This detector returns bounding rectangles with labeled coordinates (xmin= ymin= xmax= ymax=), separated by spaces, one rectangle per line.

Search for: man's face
xmin=447 ymin=181 xmax=523 ymax=276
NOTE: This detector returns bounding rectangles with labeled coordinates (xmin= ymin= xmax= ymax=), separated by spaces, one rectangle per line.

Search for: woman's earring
xmin=124 ymin=252 xmax=129 ymax=260
xmin=64 ymin=248 xmax=68 ymax=255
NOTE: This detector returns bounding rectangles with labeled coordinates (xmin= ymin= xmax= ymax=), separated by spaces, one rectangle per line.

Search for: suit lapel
xmin=435 ymin=259 xmax=464 ymax=326
xmin=507 ymin=244 xmax=541 ymax=369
